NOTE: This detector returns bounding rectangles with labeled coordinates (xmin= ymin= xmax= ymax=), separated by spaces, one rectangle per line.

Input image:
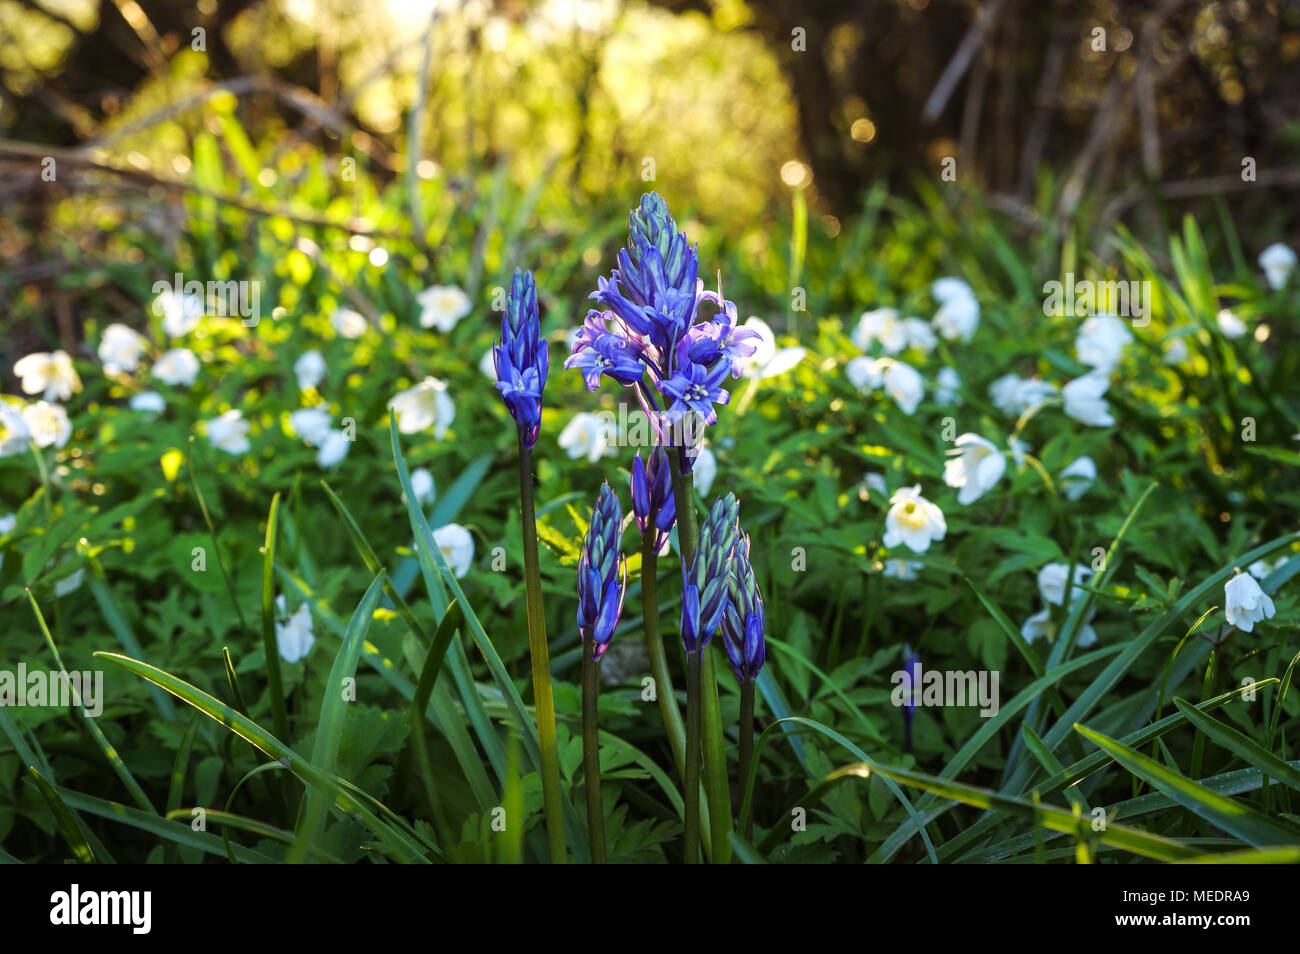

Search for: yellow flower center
xmin=897 ymin=501 xmax=928 ymax=530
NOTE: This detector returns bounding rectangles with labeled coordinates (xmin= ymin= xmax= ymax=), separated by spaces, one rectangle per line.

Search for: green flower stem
xmin=581 ymin=634 xmax=606 ymax=863
xmin=518 ymin=441 xmax=566 ymax=864
xmin=739 ymin=678 xmax=755 ymax=840
xmin=669 ymin=446 xmax=734 ymax=865
xmin=684 ymin=648 xmax=702 ymax=864
xmin=698 ymin=646 xmax=731 ymax=863
xmin=642 ymin=532 xmax=714 ymax=856
xmin=641 ymin=534 xmax=687 ymax=782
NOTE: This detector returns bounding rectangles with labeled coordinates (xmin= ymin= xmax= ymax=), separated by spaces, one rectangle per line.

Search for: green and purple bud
xmin=576 ymin=483 xmax=626 ymax=659
xmin=630 ymin=446 xmax=676 ymax=552
xmin=681 ymin=493 xmax=739 ymax=655
xmin=721 ymin=530 xmax=765 ymax=683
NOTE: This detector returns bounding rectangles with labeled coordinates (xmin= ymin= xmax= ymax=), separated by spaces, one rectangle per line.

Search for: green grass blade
xmin=964 ymin=577 xmax=1045 ymax=677
xmin=187 ymin=452 xmax=249 ymax=631
xmin=27 ymin=590 xmax=156 ymax=813
xmin=866 ymin=761 xmax=1199 ymax=861
xmin=1172 ymin=698 xmax=1300 ymax=794
xmin=222 ymin=647 xmax=250 ymax=715
xmin=287 ymin=570 xmax=386 ymax=864
xmin=1266 ymin=649 xmax=1300 ymax=752
xmin=869 ymin=646 xmax=1119 ymax=862
xmin=389 ymin=439 xmax=508 ymax=788
xmin=85 ymin=563 xmax=175 ymax=720
xmin=0 ymin=708 xmax=50 ymax=777
xmin=276 ymin=565 xmax=498 ymax=812
xmin=93 ymin=651 xmax=436 ymax=863
xmin=898 ymin=680 xmax=1273 ymax=864
xmin=1021 ymin=532 xmax=1300 ymax=784
xmin=390 ymin=414 xmax=590 ymax=862
xmin=28 ymin=768 xmax=96 ymax=864
xmin=321 ymin=480 xmax=433 ymax=645
xmin=964 ymin=760 xmax=1300 ymax=862
xmin=1005 ymin=482 xmax=1157 ymax=782
xmin=1021 ymin=723 xmax=1087 ymax=810
xmin=164 ymin=715 xmax=200 ymax=863
xmin=404 ymin=598 xmax=462 ymax=845
xmin=729 ymin=831 xmax=770 ymax=864
xmin=165 ymin=808 xmax=345 ymax=862
xmin=754 ymin=668 xmax=809 ymax=774
xmin=1074 ymin=723 xmax=1300 ymax=848
xmin=404 ymin=599 xmax=468 ymax=838
xmin=61 ymin=788 xmax=280 ymax=863
xmin=1173 ymin=846 xmax=1300 ymax=864
xmin=766 ymin=637 xmax=888 ymax=745
xmin=412 ymin=598 xmax=463 ymax=717
xmin=260 ymin=492 xmax=290 ymax=744
xmin=746 ymin=716 xmax=938 ymax=862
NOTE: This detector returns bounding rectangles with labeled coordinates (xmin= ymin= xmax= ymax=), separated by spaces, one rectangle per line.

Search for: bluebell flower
xmin=681 ymin=494 xmax=739 ymax=654
xmin=661 ymin=356 xmax=731 ymax=425
xmin=630 ymin=446 xmax=676 ymax=552
xmin=571 ymin=193 xmax=743 ymax=440
xmin=902 ymin=647 xmax=921 ymax=754
xmin=564 ymin=311 xmax=644 ymax=391
xmin=687 ymin=293 xmax=761 ymax=378
xmin=721 ymin=531 xmax=765 ymax=683
xmin=493 ymin=268 xmax=549 ymax=448
xmin=576 ymin=483 xmax=626 ymax=659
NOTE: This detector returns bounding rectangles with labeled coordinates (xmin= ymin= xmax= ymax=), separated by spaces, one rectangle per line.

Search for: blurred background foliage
xmin=2 ymin=0 xmax=1298 ymax=299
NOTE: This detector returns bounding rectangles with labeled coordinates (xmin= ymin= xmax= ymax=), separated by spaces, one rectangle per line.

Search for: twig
xmin=921 ymin=0 xmax=1009 ymax=124
xmin=0 ymin=141 xmax=407 ymax=239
